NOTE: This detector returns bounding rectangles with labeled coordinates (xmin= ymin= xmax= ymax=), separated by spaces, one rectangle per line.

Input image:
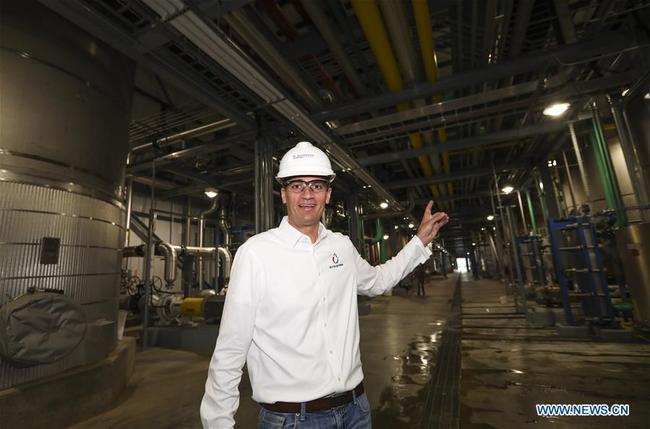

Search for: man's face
xmin=281 ymin=176 xmax=332 ymax=228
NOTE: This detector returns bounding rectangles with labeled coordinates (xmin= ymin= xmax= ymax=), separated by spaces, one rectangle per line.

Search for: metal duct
xmin=0 ymin=1 xmax=133 ymax=388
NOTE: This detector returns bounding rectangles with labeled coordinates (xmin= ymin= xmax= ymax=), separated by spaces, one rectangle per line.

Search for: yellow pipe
xmin=352 ymin=0 xmax=440 ymax=200
xmin=413 ymin=0 xmax=454 ymax=206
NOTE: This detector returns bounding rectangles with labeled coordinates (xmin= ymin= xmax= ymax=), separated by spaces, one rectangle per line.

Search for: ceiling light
xmin=481 ymin=227 xmax=486 ymax=231
xmin=379 ymin=201 xmax=389 ymax=209
xmin=501 ymin=186 xmax=514 ymax=194
xmin=543 ymin=102 xmax=570 ymax=117
xmin=383 ymin=234 xmax=389 ymax=240
xmin=486 ymin=215 xmax=495 ymax=221
xmin=472 ymin=242 xmax=476 ymax=246
xmin=394 ymin=225 xmax=399 ymax=230
xmin=621 ymin=88 xmax=630 ymax=97
xmin=645 ymin=92 xmax=650 ymax=100
xmin=204 ymin=187 xmax=218 ymax=199
xmin=408 ymin=223 xmax=415 ymax=229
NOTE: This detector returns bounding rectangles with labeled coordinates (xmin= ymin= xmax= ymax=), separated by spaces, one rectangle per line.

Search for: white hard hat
xmin=276 ymin=141 xmax=335 ymax=182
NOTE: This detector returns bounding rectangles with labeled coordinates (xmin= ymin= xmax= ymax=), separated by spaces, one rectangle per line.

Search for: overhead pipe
xmin=301 ymin=0 xmax=367 ymax=97
xmin=142 ymin=0 xmax=402 ymax=210
xmin=351 ymin=0 xmax=441 ymax=202
xmin=126 ymin=119 xmax=236 ymax=165
xmin=224 ymin=9 xmax=322 ymax=110
xmin=378 ymin=0 xmax=447 ymax=202
xmin=412 ymin=0 xmax=454 ymax=205
xmin=568 ymin=121 xmax=592 ymax=205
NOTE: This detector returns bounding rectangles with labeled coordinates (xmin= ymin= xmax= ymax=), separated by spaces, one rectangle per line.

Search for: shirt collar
xmin=278 ymin=216 xmax=328 ymax=247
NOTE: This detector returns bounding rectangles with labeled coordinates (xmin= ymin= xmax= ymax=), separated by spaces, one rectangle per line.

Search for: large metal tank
xmin=616 ymin=223 xmax=650 ymax=327
xmin=0 ymin=1 xmax=133 ymax=388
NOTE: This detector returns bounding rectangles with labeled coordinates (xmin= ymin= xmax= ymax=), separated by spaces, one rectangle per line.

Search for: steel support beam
xmin=358 ymin=121 xmax=572 ymax=166
xmin=315 ymin=32 xmax=636 ymax=121
xmin=386 ymin=163 xmax=526 ymax=189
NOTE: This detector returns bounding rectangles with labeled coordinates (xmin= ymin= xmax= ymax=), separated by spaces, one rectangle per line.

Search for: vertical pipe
xmin=525 ymin=190 xmax=538 ymax=234
xmin=569 ymin=121 xmax=591 ymax=204
xmin=142 ymin=160 xmax=156 ymax=349
xmin=516 ymin=190 xmax=528 ymax=235
xmin=124 ymin=177 xmax=134 ymax=248
xmin=255 ymin=116 xmax=274 ymax=233
xmin=561 ymin=151 xmax=578 ymax=213
xmin=611 ymin=99 xmax=650 ymax=221
xmin=506 ymin=205 xmax=527 ymax=314
xmin=591 ymin=102 xmax=627 ymax=225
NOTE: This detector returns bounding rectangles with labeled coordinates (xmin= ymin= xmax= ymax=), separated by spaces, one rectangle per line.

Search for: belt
xmin=260 ymin=382 xmax=364 ymax=413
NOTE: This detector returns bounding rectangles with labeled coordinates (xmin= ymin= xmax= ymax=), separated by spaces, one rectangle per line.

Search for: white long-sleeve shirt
xmin=200 ymin=217 xmax=431 ymax=428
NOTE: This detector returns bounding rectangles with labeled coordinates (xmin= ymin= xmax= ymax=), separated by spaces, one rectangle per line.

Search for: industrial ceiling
xmin=40 ymin=0 xmax=650 ymax=253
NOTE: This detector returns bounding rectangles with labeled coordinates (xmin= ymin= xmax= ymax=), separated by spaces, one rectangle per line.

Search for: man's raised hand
xmin=416 ymin=201 xmax=449 ymax=246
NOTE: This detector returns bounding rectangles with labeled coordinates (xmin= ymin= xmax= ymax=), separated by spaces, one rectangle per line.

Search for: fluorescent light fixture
xmin=204 ymin=187 xmax=218 ymax=199
xmin=539 ymin=181 xmax=544 ymax=191
xmin=543 ymin=102 xmax=570 ymax=117
xmin=501 ymin=185 xmax=514 ymax=194
xmin=486 ymin=215 xmax=495 ymax=221
xmin=379 ymin=201 xmax=389 ymax=209
xmin=382 ymin=234 xmax=389 ymax=240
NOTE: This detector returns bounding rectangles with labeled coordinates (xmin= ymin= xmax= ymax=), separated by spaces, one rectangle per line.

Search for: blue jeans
xmin=257 ymin=392 xmax=372 ymax=428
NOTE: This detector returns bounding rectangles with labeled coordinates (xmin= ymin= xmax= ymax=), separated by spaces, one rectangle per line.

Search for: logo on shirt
xmin=329 ymin=252 xmax=343 ymax=269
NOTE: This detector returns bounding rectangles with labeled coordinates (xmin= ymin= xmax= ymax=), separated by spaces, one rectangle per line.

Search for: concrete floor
xmin=459 ymin=276 xmax=650 ymax=429
xmin=69 ymin=275 xmax=457 ymax=428
xmin=67 ymin=273 xmax=650 ymax=428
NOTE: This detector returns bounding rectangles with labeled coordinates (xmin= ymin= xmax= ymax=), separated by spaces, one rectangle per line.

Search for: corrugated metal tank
xmin=0 ymin=1 xmax=133 ymax=388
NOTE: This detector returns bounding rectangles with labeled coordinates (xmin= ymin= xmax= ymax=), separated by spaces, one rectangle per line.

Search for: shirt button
xmin=337 ymin=377 xmax=341 ymax=381
xmin=329 ymin=350 xmax=333 ymax=354
xmin=324 ymin=322 xmax=327 ymax=327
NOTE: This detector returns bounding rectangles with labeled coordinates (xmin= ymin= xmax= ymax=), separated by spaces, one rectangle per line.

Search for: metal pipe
xmin=568 ymin=121 xmax=591 ymax=204
xmin=516 ymin=190 xmax=528 ymax=234
xmin=561 ymin=150 xmax=578 ymax=212
xmin=198 ymin=196 xmax=220 ymax=290
xmin=505 ymin=205 xmax=527 ymax=315
xmin=525 ymin=190 xmax=538 ymax=234
xmin=610 ymin=98 xmax=650 ymax=222
xmin=301 ymin=0 xmax=366 ymax=97
xmin=590 ymin=102 xmax=627 ymax=225
xmin=156 ymin=241 xmax=177 ymax=285
xmin=124 ymin=177 xmax=134 ymax=248
xmin=127 ymin=119 xmax=236 ymax=164
xmin=224 ymin=9 xmax=321 ymax=110
xmin=218 ymin=205 xmax=231 ymax=247
xmin=217 ymin=246 xmax=232 ymax=281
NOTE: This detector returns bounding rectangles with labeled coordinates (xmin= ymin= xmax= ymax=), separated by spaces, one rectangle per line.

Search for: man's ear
xmin=280 ymin=187 xmax=287 ymax=204
xmin=325 ymin=187 xmax=332 ymax=204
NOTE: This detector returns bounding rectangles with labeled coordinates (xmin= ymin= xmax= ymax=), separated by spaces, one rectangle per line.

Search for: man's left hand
xmin=416 ymin=201 xmax=449 ymax=246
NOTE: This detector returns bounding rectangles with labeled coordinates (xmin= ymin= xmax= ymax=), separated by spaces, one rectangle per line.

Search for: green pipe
xmin=525 ymin=190 xmax=538 ymax=234
xmin=377 ymin=219 xmax=387 ymax=263
xmin=590 ymin=106 xmax=627 ymax=226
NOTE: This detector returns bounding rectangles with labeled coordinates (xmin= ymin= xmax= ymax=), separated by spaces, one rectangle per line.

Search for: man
xmin=201 ymin=141 xmax=449 ymax=428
